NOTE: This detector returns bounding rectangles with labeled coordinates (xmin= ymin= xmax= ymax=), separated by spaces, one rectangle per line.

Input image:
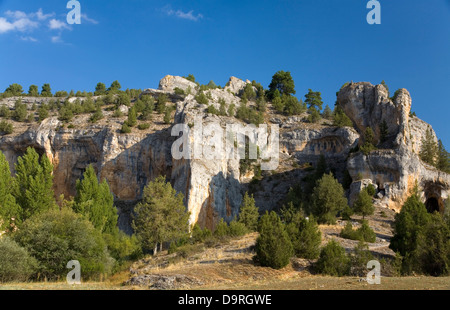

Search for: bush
xmin=195 ymin=92 xmax=209 ymax=105
xmin=191 ymin=224 xmax=212 ymax=244
xmin=102 ymin=231 xmax=143 ymax=267
xmin=311 ymin=173 xmax=349 ymax=224
xmin=254 ymin=211 xmax=294 ymax=269
xmin=349 ymin=242 xmax=374 ymax=276
xmin=137 ymin=123 xmax=150 ymax=130
xmin=228 ymin=220 xmax=248 ymax=237
xmin=14 ymin=208 xmax=114 ymax=280
xmin=314 ymin=240 xmax=350 ymax=276
xmin=340 ymin=220 xmax=376 ymax=243
xmin=238 ymin=192 xmax=259 ymax=231
xmin=286 ymin=215 xmax=322 ymax=259
xmin=0 ymin=237 xmax=38 ymax=282
xmin=213 ymin=219 xmax=229 ymax=238
xmin=121 ymin=122 xmax=131 ymax=134
xmin=0 ymin=120 xmax=13 ymax=135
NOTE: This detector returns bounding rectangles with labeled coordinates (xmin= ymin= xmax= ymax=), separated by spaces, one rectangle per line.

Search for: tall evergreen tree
xmin=94 ymin=83 xmax=107 ymax=96
xmin=13 ymin=148 xmax=55 ymax=222
xmin=311 ymin=173 xmax=348 ymax=224
xmin=238 ymin=192 xmax=259 ymax=231
xmin=132 ymin=176 xmax=189 ymax=254
xmin=353 ymin=188 xmax=375 ymax=220
xmin=0 ymin=152 xmax=20 ymax=232
xmin=267 ymin=71 xmax=296 ymax=100
xmin=40 ymin=84 xmax=52 ymax=97
xmin=419 ymin=127 xmax=438 ymax=166
xmin=73 ymin=165 xmax=117 ymax=234
xmin=436 ymin=140 xmax=450 ymax=173
xmin=286 ymin=214 xmax=322 ymax=259
xmin=305 ymin=89 xmax=323 ymax=111
xmin=255 ymin=211 xmax=294 ymax=269
xmin=28 ymin=85 xmax=39 ymax=97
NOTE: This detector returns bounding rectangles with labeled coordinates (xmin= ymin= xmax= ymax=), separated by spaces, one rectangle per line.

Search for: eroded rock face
xmin=0 ymin=77 xmax=448 ymax=233
xmin=339 ymin=82 xmax=450 ymax=211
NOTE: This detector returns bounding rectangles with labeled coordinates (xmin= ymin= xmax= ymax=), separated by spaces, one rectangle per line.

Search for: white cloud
xmin=0 ymin=17 xmax=14 ymax=33
xmin=20 ymin=36 xmax=38 ymax=42
xmin=36 ymin=8 xmax=54 ymax=21
xmin=49 ymin=19 xmax=71 ymax=30
xmin=51 ymin=35 xmax=62 ymax=43
xmin=81 ymin=13 xmax=98 ymax=24
xmin=163 ymin=6 xmax=203 ymax=22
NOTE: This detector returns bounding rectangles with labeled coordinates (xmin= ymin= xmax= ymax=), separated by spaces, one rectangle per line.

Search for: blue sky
xmin=1 ymin=0 xmax=449 ymax=146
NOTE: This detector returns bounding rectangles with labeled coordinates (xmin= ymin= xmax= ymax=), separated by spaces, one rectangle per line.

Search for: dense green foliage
xmin=254 ymin=211 xmax=294 ymax=269
xmin=132 ymin=176 xmax=190 ymax=254
xmin=286 ymin=213 xmax=322 ymax=259
xmin=14 ymin=208 xmax=113 ymax=280
xmin=314 ymin=240 xmax=350 ymax=276
xmin=0 ymin=237 xmax=38 ymax=282
xmin=13 ymin=147 xmax=56 ymax=224
xmin=340 ymin=220 xmax=376 ymax=243
xmin=353 ymin=188 xmax=375 ymax=219
xmin=311 ymin=173 xmax=348 ymax=224
xmin=238 ymin=192 xmax=259 ymax=231
xmin=390 ymin=186 xmax=450 ymax=275
xmin=73 ymin=165 xmax=118 ymax=235
xmin=267 ymin=71 xmax=296 ymax=99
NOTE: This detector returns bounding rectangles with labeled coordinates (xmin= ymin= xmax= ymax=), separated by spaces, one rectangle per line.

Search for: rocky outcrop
xmin=338 ymin=82 xmax=450 ymax=211
xmin=0 ymin=77 xmax=448 ymax=233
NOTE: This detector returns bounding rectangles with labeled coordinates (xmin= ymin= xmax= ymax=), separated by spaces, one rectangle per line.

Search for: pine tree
xmin=28 ymin=85 xmax=39 ymax=97
xmin=255 ymin=211 xmax=294 ymax=269
xmin=13 ymin=147 xmax=55 ymax=222
xmin=94 ymin=83 xmax=107 ymax=96
xmin=353 ymin=188 xmax=375 ymax=220
xmin=238 ymin=192 xmax=259 ymax=231
xmin=436 ymin=140 xmax=450 ymax=173
xmin=379 ymin=120 xmax=389 ymax=144
xmin=311 ymin=173 xmax=348 ymax=224
xmin=132 ymin=176 xmax=189 ymax=254
xmin=286 ymin=214 xmax=322 ymax=259
xmin=40 ymin=84 xmax=52 ymax=97
xmin=127 ymin=106 xmax=137 ymax=127
xmin=322 ymin=105 xmax=333 ymax=119
xmin=419 ymin=127 xmax=438 ymax=166
xmin=0 ymin=151 xmax=20 ymax=232
xmin=73 ymin=165 xmax=117 ymax=234
xmin=305 ymin=89 xmax=323 ymax=111
xmin=333 ymin=105 xmax=353 ymax=127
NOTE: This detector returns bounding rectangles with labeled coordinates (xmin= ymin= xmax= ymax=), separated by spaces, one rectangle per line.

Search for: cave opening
xmin=425 ymin=197 xmax=440 ymax=214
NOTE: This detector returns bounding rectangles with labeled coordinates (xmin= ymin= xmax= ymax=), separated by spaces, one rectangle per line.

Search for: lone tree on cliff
xmin=419 ymin=127 xmax=438 ymax=166
xmin=132 ymin=176 xmax=190 ymax=254
xmin=267 ymin=71 xmax=296 ymax=100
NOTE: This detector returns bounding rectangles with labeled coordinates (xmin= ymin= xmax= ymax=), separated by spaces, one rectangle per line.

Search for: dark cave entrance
xmin=425 ymin=197 xmax=440 ymax=214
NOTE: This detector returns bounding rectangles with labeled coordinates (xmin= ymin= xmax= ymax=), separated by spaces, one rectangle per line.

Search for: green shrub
xmin=0 ymin=237 xmax=38 ymax=283
xmin=0 ymin=120 xmax=13 ymax=135
xmin=340 ymin=220 xmax=376 ymax=243
xmin=14 ymin=208 xmax=114 ymax=280
xmin=191 ymin=224 xmax=212 ymax=244
xmin=121 ymin=122 xmax=131 ymax=134
xmin=286 ymin=215 xmax=322 ymax=259
xmin=349 ymin=241 xmax=374 ymax=276
xmin=314 ymin=240 xmax=350 ymax=276
xmin=195 ymin=92 xmax=209 ymax=105
xmin=0 ymin=105 xmax=11 ymax=118
xmin=214 ymin=219 xmax=229 ymax=238
xmin=254 ymin=211 xmax=294 ymax=269
xmin=102 ymin=231 xmax=143 ymax=266
xmin=311 ymin=173 xmax=349 ymax=224
xmin=137 ymin=123 xmax=150 ymax=130
xmin=238 ymin=192 xmax=259 ymax=231
xmin=366 ymin=184 xmax=376 ymax=196
xmin=228 ymin=220 xmax=248 ymax=237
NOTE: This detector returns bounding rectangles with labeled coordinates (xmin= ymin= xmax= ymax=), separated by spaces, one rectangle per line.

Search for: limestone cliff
xmin=0 ymin=77 xmax=448 ymax=232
